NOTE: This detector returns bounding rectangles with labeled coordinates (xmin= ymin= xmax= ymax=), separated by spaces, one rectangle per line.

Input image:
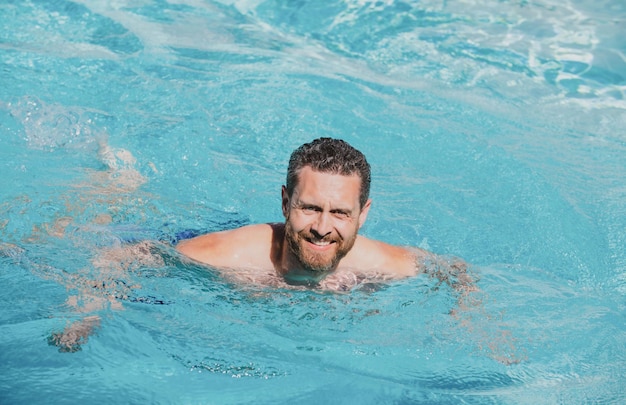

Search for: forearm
xmin=416 ymin=251 xmax=478 ymax=294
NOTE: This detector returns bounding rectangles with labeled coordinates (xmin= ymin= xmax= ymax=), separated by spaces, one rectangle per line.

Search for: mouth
xmin=305 ymin=238 xmax=335 ymax=250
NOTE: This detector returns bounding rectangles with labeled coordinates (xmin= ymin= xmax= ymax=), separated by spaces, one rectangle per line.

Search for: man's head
xmin=285 ymin=138 xmax=371 ymax=208
xmin=281 ymin=138 xmax=372 ymax=274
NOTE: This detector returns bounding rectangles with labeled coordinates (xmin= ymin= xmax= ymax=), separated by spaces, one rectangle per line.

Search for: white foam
xmin=8 ymin=96 xmax=104 ymax=151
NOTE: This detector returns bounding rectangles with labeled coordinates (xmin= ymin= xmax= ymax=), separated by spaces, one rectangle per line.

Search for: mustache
xmin=300 ymin=232 xmax=340 ymax=243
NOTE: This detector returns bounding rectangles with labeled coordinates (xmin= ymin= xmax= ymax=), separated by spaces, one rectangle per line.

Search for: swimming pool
xmin=1 ymin=0 xmax=625 ymax=403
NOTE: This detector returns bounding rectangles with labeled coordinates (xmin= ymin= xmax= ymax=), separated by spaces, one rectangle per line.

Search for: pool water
xmin=1 ymin=0 xmax=625 ymax=403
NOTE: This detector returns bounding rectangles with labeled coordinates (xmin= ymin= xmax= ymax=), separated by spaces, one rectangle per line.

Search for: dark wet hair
xmin=286 ymin=137 xmax=371 ymax=207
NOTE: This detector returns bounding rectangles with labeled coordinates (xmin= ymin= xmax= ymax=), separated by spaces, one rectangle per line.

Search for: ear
xmin=357 ymin=199 xmax=372 ymax=229
xmin=281 ymin=186 xmax=290 ymax=218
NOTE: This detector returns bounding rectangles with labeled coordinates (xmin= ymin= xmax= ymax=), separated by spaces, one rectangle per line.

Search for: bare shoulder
xmin=176 ymin=223 xmax=278 ymax=268
xmin=345 ymin=236 xmax=429 ymax=278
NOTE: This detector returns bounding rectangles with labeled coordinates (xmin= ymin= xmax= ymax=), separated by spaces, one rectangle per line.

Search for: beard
xmin=284 ymin=221 xmax=358 ymax=273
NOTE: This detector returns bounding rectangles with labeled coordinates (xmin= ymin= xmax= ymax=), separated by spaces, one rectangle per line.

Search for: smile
xmin=306 ymin=239 xmax=335 ymax=248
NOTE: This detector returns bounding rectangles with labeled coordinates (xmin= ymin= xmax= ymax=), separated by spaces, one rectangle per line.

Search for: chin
xmin=304 ymin=262 xmax=335 ymax=273
xmin=299 ymin=247 xmax=343 ymax=273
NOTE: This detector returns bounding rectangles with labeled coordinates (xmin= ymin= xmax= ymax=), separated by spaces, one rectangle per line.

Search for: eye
xmin=332 ymin=210 xmax=350 ymax=219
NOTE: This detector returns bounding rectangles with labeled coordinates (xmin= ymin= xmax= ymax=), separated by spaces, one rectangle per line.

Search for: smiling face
xmin=282 ymin=166 xmax=371 ymax=273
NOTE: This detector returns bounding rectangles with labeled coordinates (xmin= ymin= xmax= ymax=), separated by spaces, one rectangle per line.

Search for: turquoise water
xmin=1 ymin=0 xmax=625 ymax=403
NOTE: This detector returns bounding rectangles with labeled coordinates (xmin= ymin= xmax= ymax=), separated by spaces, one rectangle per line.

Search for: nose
xmin=311 ymin=212 xmax=332 ymax=238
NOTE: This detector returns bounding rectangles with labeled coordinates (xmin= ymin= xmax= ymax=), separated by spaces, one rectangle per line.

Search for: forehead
xmin=294 ymin=166 xmax=361 ymax=205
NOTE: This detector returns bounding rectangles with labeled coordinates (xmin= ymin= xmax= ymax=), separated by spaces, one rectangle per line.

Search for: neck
xmin=282 ymin=267 xmax=331 ymax=286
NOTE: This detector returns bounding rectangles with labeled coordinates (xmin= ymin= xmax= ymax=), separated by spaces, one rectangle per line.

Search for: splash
xmin=7 ymin=96 xmax=104 ymax=151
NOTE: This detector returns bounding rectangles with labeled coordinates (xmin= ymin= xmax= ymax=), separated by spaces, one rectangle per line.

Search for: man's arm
xmin=375 ymin=242 xmax=477 ymax=294
xmin=176 ymin=224 xmax=275 ymax=269
xmin=417 ymin=252 xmax=478 ymax=295
xmin=371 ymin=241 xmax=478 ymax=294
xmin=176 ymin=232 xmax=221 ymax=265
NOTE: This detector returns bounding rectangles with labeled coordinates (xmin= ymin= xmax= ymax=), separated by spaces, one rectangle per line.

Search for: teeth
xmin=311 ymin=240 xmax=331 ymax=246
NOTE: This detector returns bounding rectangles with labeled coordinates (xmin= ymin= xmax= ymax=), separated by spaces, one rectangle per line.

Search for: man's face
xmin=282 ymin=166 xmax=371 ymax=272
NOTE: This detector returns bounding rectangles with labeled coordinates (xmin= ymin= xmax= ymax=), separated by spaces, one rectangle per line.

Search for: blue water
xmin=1 ymin=0 xmax=625 ymax=403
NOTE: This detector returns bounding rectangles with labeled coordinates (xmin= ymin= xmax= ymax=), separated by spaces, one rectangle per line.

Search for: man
xmin=177 ymin=137 xmax=468 ymax=291
xmin=37 ymin=137 xmax=474 ymax=353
